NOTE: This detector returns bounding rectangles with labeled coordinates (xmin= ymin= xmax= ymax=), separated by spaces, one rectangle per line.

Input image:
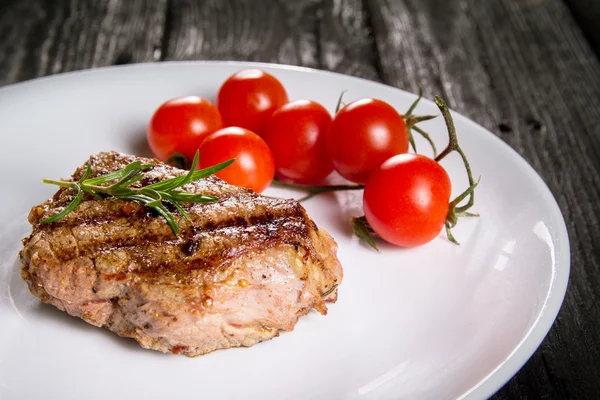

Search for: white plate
xmin=0 ymin=62 xmax=569 ymax=400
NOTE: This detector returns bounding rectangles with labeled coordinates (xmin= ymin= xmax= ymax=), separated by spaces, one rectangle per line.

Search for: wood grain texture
xmin=0 ymin=0 xmax=599 ymax=398
xmin=0 ymin=0 xmax=166 ymax=86
xmin=565 ymin=0 xmax=600 ymax=55
xmin=163 ymin=0 xmax=319 ymax=66
xmin=318 ymin=0 xmax=380 ymax=80
xmin=163 ymin=0 xmax=379 ymax=81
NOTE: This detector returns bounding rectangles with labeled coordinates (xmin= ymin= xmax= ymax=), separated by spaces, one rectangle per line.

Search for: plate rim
xmin=0 ymin=60 xmax=571 ymax=399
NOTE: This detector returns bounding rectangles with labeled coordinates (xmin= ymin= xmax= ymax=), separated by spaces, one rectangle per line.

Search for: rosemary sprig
xmin=40 ymin=151 xmax=234 ymax=235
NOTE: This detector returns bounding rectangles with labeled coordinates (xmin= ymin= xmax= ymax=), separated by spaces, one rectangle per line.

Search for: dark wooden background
xmin=1 ymin=0 xmax=599 ymax=398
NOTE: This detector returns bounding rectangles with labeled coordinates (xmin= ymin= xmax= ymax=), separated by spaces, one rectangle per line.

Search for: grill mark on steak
xmin=91 ymin=225 xmax=314 ymax=282
xmin=34 ymin=189 xmax=304 ymax=240
xmin=39 ymin=202 xmax=311 ymax=264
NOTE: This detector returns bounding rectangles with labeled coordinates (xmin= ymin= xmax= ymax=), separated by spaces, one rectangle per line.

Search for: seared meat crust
xmin=20 ymin=152 xmax=342 ymax=356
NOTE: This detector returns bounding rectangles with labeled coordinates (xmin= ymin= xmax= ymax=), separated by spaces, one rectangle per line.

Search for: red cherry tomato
xmin=147 ymin=96 xmax=223 ymax=161
xmin=198 ymin=127 xmax=275 ymax=193
xmin=327 ymin=98 xmax=408 ymax=183
xmin=363 ymin=153 xmax=451 ymax=247
xmin=217 ymin=69 xmax=288 ymax=136
xmin=263 ymin=100 xmax=334 ymax=183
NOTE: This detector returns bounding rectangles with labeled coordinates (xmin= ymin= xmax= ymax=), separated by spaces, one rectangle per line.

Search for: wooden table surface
xmin=1 ymin=0 xmax=599 ymax=398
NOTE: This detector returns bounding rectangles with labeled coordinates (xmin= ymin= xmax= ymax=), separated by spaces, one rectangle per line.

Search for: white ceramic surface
xmin=0 ymin=62 xmax=569 ymax=400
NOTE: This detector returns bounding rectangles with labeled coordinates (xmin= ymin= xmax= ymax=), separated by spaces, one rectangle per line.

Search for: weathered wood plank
xmin=318 ymin=0 xmax=380 ymax=81
xmin=472 ymin=3 xmax=600 ymax=399
xmin=163 ymin=0 xmax=380 ymax=80
xmin=0 ymin=0 xmax=167 ymax=87
xmin=564 ymin=0 xmax=600 ymax=55
xmin=163 ymin=0 xmax=320 ymax=67
xmin=0 ymin=0 xmax=46 ymax=85
xmin=366 ymin=0 xmax=600 ymax=398
xmin=0 ymin=0 xmax=382 ymax=85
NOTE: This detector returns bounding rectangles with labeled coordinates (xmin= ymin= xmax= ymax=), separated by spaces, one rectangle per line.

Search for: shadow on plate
xmin=127 ymin=130 xmax=154 ymax=159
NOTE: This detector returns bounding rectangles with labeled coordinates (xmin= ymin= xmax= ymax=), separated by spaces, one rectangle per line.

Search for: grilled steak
xmin=20 ymin=152 xmax=342 ymax=356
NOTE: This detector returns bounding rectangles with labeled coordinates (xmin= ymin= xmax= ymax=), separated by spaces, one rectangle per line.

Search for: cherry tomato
xmin=198 ymin=127 xmax=275 ymax=193
xmin=327 ymin=98 xmax=408 ymax=183
xmin=263 ymin=100 xmax=334 ymax=183
xmin=363 ymin=153 xmax=451 ymax=247
xmin=147 ymin=96 xmax=223 ymax=162
xmin=217 ymin=69 xmax=288 ymax=136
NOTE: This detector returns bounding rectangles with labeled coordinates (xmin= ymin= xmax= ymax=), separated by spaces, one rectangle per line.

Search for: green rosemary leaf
xmin=85 ymin=161 xmax=154 ymax=186
xmin=126 ymin=173 xmax=145 ymax=186
xmin=90 ymin=192 xmax=103 ymax=200
xmin=167 ymin=191 xmax=218 ymax=203
xmin=179 ymin=151 xmax=200 ymax=187
xmin=141 ymin=188 xmax=163 ymax=201
xmin=146 ymin=158 xmax=235 ymax=191
xmin=112 ymin=168 xmax=144 ymax=188
xmin=118 ymin=193 xmax=157 ymax=204
xmin=144 ymin=177 xmax=182 ymax=192
xmin=145 ymin=199 xmax=164 ymax=209
xmin=41 ymin=178 xmax=74 ymax=189
xmin=149 ymin=203 xmax=179 ymax=235
xmin=84 ymin=165 xmax=130 ymax=186
xmin=158 ymin=192 xmax=191 ymax=220
xmin=149 ymin=151 xmax=202 ymax=193
xmin=171 ymin=201 xmax=191 ymax=221
xmin=99 ymin=185 xmax=135 ymax=197
xmin=78 ymin=164 xmax=93 ymax=183
xmin=41 ymin=152 xmax=233 ymax=235
xmin=40 ymin=187 xmax=83 ymax=225
xmin=186 ymin=158 xmax=235 ymax=180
